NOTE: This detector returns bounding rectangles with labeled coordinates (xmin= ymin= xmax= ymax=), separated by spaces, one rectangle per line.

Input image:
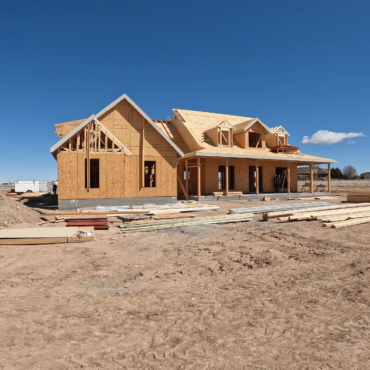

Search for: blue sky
xmin=0 ymin=0 xmax=369 ymax=183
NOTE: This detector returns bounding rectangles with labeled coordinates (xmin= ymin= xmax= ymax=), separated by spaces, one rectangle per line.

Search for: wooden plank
xmin=323 ymin=217 xmax=370 ymax=229
xmin=328 ymin=163 xmax=331 ymax=193
xmin=0 ymin=238 xmax=68 ymax=245
xmin=263 ymin=202 xmax=370 ymax=219
xmin=310 ymin=163 xmax=313 ymax=193
xmin=347 ymin=194 xmax=370 ymax=203
xmin=142 ymin=117 xmax=145 ymax=188
xmin=87 ymin=122 xmax=90 ymax=192
xmin=287 ymin=167 xmax=291 ymax=194
xmin=0 ymin=227 xmax=79 ymax=239
xmin=185 ymin=159 xmax=189 ymax=194
xmin=197 ymin=157 xmax=201 ymax=197
xmin=177 ymin=174 xmax=189 ymax=200
xmin=256 ymin=161 xmax=259 ymax=195
xmin=225 ymin=158 xmax=229 ymax=196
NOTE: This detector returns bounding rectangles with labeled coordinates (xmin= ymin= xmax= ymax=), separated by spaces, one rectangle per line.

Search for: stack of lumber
xmin=0 ymin=227 xmax=95 ymax=245
xmin=230 ymin=202 xmax=332 ymax=215
xmin=347 ymin=193 xmax=370 ymax=203
xmin=119 ymin=213 xmax=255 ymax=233
xmin=263 ymin=203 xmax=370 ymax=221
xmin=265 ymin=203 xmax=370 ymax=229
xmin=67 ymin=218 xmax=109 ymax=230
xmin=212 ymin=191 xmax=243 ymax=196
xmin=38 ymin=205 xmax=219 ymax=218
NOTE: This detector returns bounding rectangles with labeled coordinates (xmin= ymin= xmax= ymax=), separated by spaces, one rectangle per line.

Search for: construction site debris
xmin=229 ymin=202 xmax=332 ymax=215
xmin=347 ymin=193 xmax=370 ymax=203
xmin=67 ymin=218 xmax=109 ymax=230
xmin=119 ymin=213 xmax=255 ymax=233
xmin=0 ymin=226 xmax=95 ymax=244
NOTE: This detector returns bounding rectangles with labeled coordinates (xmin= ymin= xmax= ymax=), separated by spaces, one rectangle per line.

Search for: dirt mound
xmin=0 ymin=194 xmax=41 ymax=227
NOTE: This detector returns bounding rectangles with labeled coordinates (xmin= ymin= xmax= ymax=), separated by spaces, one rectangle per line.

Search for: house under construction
xmin=51 ymin=94 xmax=336 ymax=209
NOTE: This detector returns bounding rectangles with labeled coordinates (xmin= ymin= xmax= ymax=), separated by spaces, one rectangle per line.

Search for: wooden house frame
xmin=51 ymin=94 xmax=336 ymax=209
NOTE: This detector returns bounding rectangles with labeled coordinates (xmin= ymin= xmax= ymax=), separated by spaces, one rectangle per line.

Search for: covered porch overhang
xmin=177 ymin=152 xmax=336 ymax=200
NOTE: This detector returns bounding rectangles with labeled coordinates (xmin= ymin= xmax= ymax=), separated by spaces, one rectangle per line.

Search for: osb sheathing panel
xmin=171 ymin=115 xmax=200 ymax=152
xmin=57 ymin=152 xmax=78 ymax=199
xmin=56 ymin=99 xmax=179 ymax=199
xmin=234 ymin=132 xmax=246 ymax=148
xmin=182 ymin=158 xmax=298 ymax=195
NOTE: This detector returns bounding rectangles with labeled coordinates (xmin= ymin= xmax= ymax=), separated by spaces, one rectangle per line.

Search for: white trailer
xmin=15 ymin=181 xmax=49 ymax=193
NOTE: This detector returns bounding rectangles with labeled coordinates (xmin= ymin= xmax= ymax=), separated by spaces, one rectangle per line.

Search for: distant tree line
xmin=331 ymin=165 xmax=358 ymax=179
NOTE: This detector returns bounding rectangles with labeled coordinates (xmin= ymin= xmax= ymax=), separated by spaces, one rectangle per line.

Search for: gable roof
xmin=50 ymin=94 xmax=184 ymax=157
xmin=233 ymin=118 xmax=271 ymax=134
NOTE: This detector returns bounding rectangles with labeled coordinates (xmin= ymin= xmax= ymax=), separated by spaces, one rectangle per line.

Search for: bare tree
xmin=343 ymin=165 xmax=357 ymax=178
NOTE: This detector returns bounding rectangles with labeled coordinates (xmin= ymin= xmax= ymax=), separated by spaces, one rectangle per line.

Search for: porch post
xmin=185 ymin=159 xmax=189 ymax=195
xmin=310 ymin=163 xmax=314 ymax=193
xmin=256 ymin=160 xmax=259 ymax=195
xmin=328 ymin=163 xmax=331 ymax=193
xmin=197 ymin=157 xmax=201 ymax=198
xmin=287 ymin=165 xmax=291 ymax=194
xmin=225 ymin=158 xmax=229 ymax=196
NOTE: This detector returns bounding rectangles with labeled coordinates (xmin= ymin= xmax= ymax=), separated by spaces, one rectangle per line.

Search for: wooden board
xmin=0 ymin=238 xmax=68 ymax=245
xmin=347 ymin=194 xmax=370 ymax=203
xmin=0 ymin=227 xmax=78 ymax=239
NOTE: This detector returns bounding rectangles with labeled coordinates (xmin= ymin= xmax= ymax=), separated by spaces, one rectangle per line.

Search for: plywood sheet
xmin=0 ymin=227 xmax=78 ymax=239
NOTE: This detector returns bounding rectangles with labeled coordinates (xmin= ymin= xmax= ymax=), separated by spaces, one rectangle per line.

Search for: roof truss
xmin=54 ymin=118 xmax=132 ymax=156
xmin=270 ymin=125 xmax=290 ymax=136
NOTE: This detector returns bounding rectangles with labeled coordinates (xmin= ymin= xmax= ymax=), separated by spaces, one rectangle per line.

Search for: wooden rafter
xmin=58 ymin=118 xmax=132 ymax=155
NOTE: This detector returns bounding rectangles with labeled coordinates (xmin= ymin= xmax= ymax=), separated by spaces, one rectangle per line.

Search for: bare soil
xmin=0 ymin=194 xmax=41 ymax=228
xmin=0 ymin=190 xmax=370 ymax=369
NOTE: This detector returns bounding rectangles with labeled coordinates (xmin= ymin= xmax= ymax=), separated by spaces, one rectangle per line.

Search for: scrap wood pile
xmin=263 ymin=203 xmax=370 ymax=229
xmin=119 ymin=213 xmax=255 ymax=233
xmin=0 ymin=226 xmax=95 ymax=245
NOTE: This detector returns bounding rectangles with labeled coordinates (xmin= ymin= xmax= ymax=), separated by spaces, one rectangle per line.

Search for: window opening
xmin=85 ymin=159 xmax=100 ymax=188
xmin=144 ymin=161 xmax=156 ymax=187
xmin=249 ymin=132 xmax=262 ymax=148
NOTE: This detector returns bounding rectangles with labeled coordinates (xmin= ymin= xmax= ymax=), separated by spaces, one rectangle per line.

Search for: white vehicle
xmin=15 ymin=181 xmax=49 ymax=193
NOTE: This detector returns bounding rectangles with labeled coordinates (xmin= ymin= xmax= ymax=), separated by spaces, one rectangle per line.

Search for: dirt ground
xmin=1 ymin=187 xmax=370 ymax=369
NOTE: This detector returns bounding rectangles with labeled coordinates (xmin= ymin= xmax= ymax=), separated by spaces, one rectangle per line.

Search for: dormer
xmin=233 ymin=118 xmax=271 ymax=149
xmin=266 ymin=126 xmax=290 ymax=148
xmin=204 ymin=120 xmax=235 ymax=147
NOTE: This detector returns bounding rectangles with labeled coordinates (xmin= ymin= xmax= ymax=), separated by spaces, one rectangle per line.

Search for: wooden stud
xmin=225 ymin=158 xmax=229 ymax=196
xmin=177 ymin=174 xmax=189 ymax=200
xmin=77 ymin=132 xmax=80 ymax=151
xmin=105 ymin=131 xmax=108 ymax=152
xmin=142 ymin=117 xmax=145 ymax=188
xmin=328 ymin=163 xmax=331 ymax=193
xmin=256 ymin=161 xmax=259 ymax=195
xmin=185 ymin=159 xmax=189 ymax=194
xmin=197 ymin=157 xmax=201 ymax=197
xmin=87 ymin=122 xmax=91 ymax=192
xmin=310 ymin=163 xmax=314 ymax=193
xmin=287 ymin=166 xmax=291 ymax=194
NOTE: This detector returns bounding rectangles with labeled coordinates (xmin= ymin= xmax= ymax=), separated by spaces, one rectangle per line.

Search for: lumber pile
xmin=212 ymin=191 xmax=243 ymax=196
xmin=119 ymin=213 xmax=255 ymax=233
xmin=347 ymin=193 xmax=370 ymax=203
xmin=263 ymin=203 xmax=370 ymax=220
xmin=265 ymin=203 xmax=370 ymax=229
xmin=67 ymin=218 xmax=109 ymax=230
xmin=230 ymin=202 xmax=332 ymax=215
xmin=38 ymin=205 xmax=219 ymax=217
xmin=0 ymin=227 xmax=95 ymax=245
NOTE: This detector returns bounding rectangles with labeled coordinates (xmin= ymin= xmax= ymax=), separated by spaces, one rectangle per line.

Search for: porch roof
xmin=181 ymin=147 xmax=336 ymax=164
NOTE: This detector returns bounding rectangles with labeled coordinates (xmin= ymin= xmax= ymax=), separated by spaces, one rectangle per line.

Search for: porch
xmin=177 ymin=156 xmax=332 ymax=200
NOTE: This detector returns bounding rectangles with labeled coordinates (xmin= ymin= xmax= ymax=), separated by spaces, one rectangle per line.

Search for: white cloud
xmin=347 ymin=139 xmax=355 ymax=145
xmin=302 ymin=130 xmax=365 ymax=145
